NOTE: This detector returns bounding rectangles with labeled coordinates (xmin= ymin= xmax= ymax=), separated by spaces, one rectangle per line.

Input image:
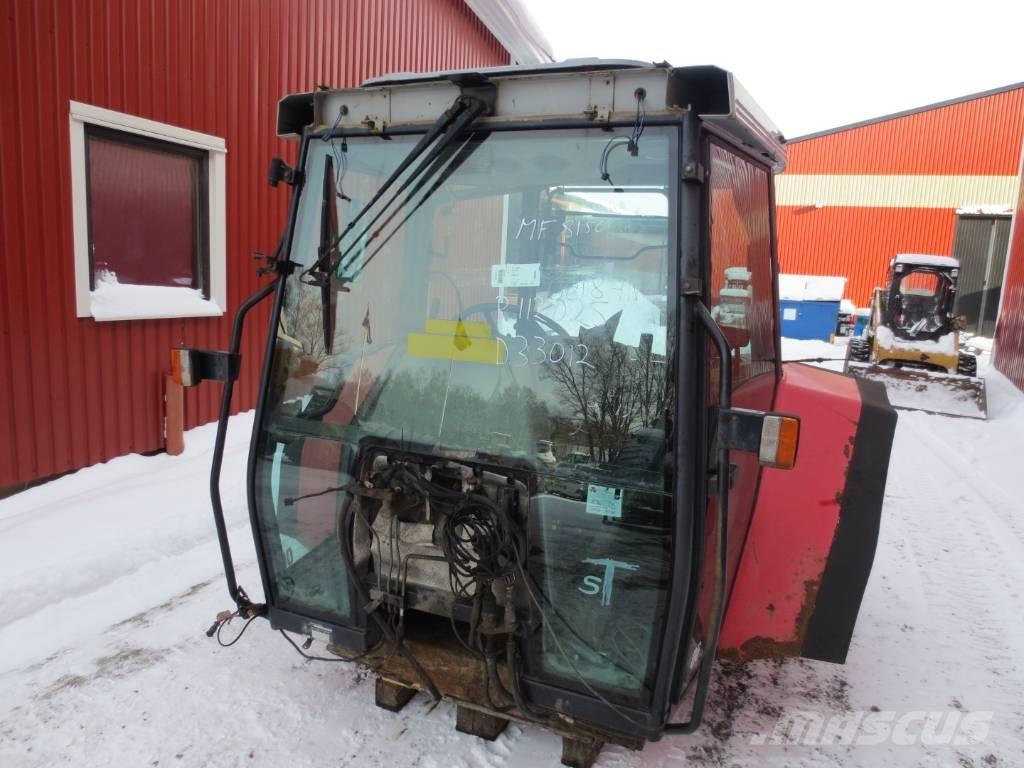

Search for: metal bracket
xmin=680 ymin=277 xmax=703 ymax=296
xmin=681 ymin=161 xmax=705 ymax=183
xmin=719 ymin=407 xmax=768 ymax=454
xmin=268 ymin=156 xmax=300 ymax=187
xmin=252 ymin=252 xmax=297 ymax=277
xmin=171 ymin=348 xmax=240 ymax=387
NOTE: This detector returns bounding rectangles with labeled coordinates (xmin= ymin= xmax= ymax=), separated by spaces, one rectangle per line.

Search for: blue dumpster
xmin=778 ymin=274 xmax=847 ymax=341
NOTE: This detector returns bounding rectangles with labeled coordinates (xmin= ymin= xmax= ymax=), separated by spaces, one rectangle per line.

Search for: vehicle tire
xmin=848 ymin=338 xmax=871 ymax=363
xmin=957 ymin=353 xmax=977 ymax=377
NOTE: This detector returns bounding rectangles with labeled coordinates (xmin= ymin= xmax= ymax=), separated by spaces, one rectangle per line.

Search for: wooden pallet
xmin=337 ymin=614 xmax=642 ymax=768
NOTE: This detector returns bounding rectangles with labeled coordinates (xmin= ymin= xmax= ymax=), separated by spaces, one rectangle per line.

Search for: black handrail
xmin=210 ymin=278 xmax=279 ymax=610
xmin=664 ymin=300 xmax=731 ymax=734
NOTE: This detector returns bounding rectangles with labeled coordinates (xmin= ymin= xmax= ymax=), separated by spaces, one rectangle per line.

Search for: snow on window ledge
xmin=89 ymin=273 xmax=223 ymax=322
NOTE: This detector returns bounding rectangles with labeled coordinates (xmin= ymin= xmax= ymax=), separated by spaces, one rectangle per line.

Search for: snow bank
xmin=777 ymin=273 xmax=846 ymax=302
xmin=876 ymin=326 xmax=956 ymax=355
xmin=0 ymin=412 xmax=256 ymax=672
xmin=90 ymin=272 xmax=222 ymax=321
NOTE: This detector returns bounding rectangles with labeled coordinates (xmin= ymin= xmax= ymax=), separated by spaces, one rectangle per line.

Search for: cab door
xmin=705 ymin=141 xmax=779 ymax=587
xmin=686 ymin=141 xmax=779 ymax=658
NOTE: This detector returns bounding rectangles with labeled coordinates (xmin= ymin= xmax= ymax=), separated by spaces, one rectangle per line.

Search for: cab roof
xmin=893 ymin=254 xmax=960 ymax=269
xmin=277 ymin=59 xmax=787 ymax=170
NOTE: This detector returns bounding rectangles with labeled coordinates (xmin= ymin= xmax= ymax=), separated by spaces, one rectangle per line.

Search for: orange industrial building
xmin=776 ymin=84 xmax=1024 ymax=328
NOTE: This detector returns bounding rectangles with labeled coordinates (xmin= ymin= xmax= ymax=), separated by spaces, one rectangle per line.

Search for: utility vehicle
xmin=847 ymin=253 xmax=987 ymax=418
xmin=177 ymin=60 xmax=897 ymax=767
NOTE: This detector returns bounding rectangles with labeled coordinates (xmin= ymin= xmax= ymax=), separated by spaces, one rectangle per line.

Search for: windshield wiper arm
xmin=304 ymin=89 xmax=493 ymax=286
xmin=333 ymin=106 xmax=485 ymax=279
xmin=345 ymin=132 xmax=487 ymax=284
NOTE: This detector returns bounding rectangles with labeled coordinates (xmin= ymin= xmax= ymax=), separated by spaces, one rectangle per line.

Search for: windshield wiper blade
xmin=318 ymin=154 xmax=340 ymax=353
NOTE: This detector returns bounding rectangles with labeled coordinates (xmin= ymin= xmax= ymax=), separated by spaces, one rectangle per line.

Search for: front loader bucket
xmin=845 ymin=362 xmax=987 ymax=419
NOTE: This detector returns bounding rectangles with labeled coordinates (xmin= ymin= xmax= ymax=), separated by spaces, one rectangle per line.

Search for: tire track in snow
xmin=883 ymin=415 xmax=1024 ymax=762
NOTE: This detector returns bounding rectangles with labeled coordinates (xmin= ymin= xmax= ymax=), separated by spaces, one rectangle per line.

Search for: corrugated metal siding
xmin=0 ymin=0 xmax=507 ymax=488
xmin=777 ymin=85 xmax=1024 ymax=307
xmin=777 ymin=206 xmax=957 ymax=305
xmin=994 ymin=147 xmax=1024 ymax=392
xmin=787 ymin=87 xmax=1024 ymax=176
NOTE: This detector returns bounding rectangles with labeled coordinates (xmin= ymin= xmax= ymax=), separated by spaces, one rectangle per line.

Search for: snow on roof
xmin=777 ymin=273 xmax=847 ymax=302
xmin=720 ymin=287 xmax=751 ymax=298
xmin=956 ymin=204 xmax=1013 ymax=216
xmin=724 ymin=266 xmax=752 ymax=281
xmin=462 ymin=0 xmax=554 ymax=65
xmin=893 ymin=253 xmax=960 ymax=269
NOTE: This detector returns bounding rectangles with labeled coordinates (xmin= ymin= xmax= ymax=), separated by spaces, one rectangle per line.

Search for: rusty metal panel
xmin=0 ymin=0 xmax=508 ymax=488
xmin=994 ymin=145 xmax=1024 ymax=392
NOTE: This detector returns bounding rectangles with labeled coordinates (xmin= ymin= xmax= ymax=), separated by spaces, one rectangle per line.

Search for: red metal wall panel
xmin=994 ymin=148 xmax=1024 ymax=392
xmin=777 ymin=206 xmax=957 ymax=305
xmin=778 ymin=86 xmax=1024 ymax=307
xmin=0 ymin=0 xmax=508 ymax=488
xmin=788 ymin=87 xmax=1024 ymax=176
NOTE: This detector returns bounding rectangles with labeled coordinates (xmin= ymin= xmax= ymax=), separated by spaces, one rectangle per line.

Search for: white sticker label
xmin=585 ymin=484 xmax=623 ymax=518
xmin=783 ymin=307 xmax=798 ymax=321
xmin=491 ymin=263 xmax=541 ymax=288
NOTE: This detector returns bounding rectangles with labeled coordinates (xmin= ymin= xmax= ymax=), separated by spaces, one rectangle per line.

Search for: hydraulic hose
xmin=338 ymin=494 xmax=441 ymax=702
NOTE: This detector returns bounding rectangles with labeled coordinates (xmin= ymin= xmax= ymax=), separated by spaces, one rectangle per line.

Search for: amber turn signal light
xmin=169 ymin=348 xmax=195 ymax=387
xmin=758 ymin=414 xmax=800 ymax=470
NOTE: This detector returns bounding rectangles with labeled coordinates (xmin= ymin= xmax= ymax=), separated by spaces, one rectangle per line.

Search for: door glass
xmin=702 ymin=143 xmax=777 ymax=633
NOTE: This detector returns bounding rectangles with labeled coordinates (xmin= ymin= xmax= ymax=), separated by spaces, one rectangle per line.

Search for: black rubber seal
xmin=801 ymin=377 xmax=898 ymax=663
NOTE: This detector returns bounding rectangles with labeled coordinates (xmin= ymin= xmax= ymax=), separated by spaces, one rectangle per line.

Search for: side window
xmin=707 ymin=142 xmax=776 ymax=399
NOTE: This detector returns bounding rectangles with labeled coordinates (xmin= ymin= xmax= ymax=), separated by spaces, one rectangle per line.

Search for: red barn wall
xmin=777 ymin=85 xmax=1024 ymax=306
xmin=0 ymin=0 xmax=508 ymax=488
xmin=994 ymin=142 xmax=1024 ymax=392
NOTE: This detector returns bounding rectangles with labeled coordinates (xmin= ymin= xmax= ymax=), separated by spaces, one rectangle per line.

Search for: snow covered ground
xmin=2 ymin=340 xmax=1023 ymax=767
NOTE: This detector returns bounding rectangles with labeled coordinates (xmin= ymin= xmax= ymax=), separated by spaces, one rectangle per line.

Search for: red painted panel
xmin=777 ymin=206 xmax=957 ymax=306
xmin=0 ymin=0 xmax=508 ymax=488
xmin=787 ymin=86 xmax=1024 ymax=176
xmin=994 ymin=146 xmax=1024 ymax=392
xmin=719 ymin=363 xmax=862 ymax=657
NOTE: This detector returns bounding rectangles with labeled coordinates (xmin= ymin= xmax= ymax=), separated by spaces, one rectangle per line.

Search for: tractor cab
xmin=180 ymin=61 xmax=897 ymax=766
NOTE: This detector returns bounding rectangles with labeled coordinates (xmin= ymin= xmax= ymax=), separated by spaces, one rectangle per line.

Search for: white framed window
xmin=69 ymin=101 xmax=227 ymax=321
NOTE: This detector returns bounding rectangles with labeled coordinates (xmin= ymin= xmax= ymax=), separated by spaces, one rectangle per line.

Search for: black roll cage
xmin=885 ymin=265 xmax=957 ymax=342
xmin=205 ymin=105 xmax=781 ymax=741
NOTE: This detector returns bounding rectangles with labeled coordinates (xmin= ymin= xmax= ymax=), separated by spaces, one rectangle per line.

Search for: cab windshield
xmin=253 ymin=126 xmax=676 ymax=646
xmin=268 ymin=127 xmax=672 ymax=465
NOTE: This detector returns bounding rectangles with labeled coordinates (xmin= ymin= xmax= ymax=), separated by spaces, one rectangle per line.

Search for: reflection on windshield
xmin=269 ymin=128 xmax=674 ymax=483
